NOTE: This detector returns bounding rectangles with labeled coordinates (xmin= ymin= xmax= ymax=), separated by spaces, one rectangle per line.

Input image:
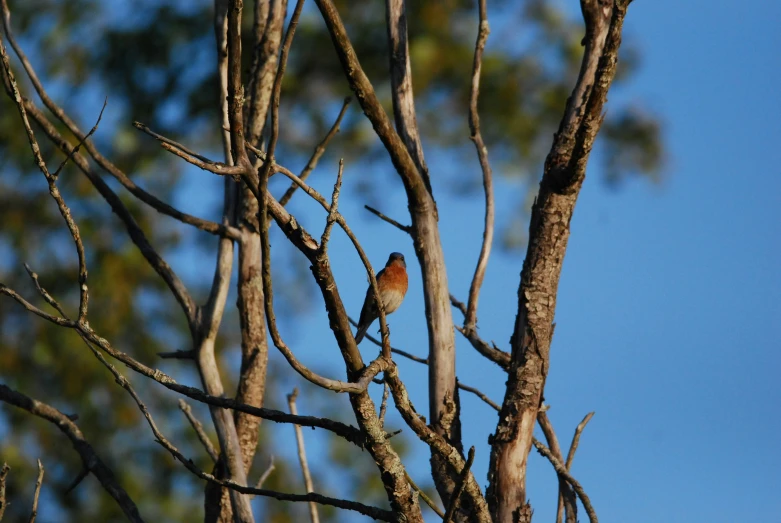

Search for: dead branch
xmin=27 ymin=460 xmax=43 ymax=523
xmin=179 ymin=400 xmax=220 ymax=463
xmin=363 ymin=205 xmax=412 ymax=234
xmin=0 ymin=0 xmax=237 ymax=241
xmin=0 ymin=288 xmax=367 ymax=444
xmin=405 ymin=471 xmax=445 ymax=519
xmin=532 ymin=439 xmax=598 ymax=523
xmin=279 ymin=96 xmax=352 ymax=206
xmin=538 ymin=411 xmax=578 ymax=523
xmin=0 ymin=38 xmax=90 ymax=323
xmin=0 ymin=384 xmax=144 ymax=522
xmin=288 ymin=389 xmax=321 ymax=523
xmin=463 ymin=0 xmax=495 ymax=331
xmin=384 ymin=0 xmax=431 ymax=194
xmin=384 ymin=366 xmax=491 ymax=522
xmin=557 ymin=412 xmax=596 ymax=523
xmin=255 ymin=456 xmax=276 ymax=490
xmin=487 ymin=3 xmax=631 ymax=519
xmin=442 ymin=447 xmax=475 ymax=523
xmin=16 ymin=101 xmax=198 ymax=326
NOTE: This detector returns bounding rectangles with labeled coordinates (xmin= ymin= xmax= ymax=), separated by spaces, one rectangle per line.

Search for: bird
xmin=354 ymin=252 xmax=408 ymax=344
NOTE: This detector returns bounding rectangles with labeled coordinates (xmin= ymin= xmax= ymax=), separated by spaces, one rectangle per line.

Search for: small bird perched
xmin=354 ymin=252 xmax=408 ymax=344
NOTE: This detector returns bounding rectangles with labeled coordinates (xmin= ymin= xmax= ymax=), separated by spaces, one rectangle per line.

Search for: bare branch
xmin=0 ymin=463 xmax=9 ymax=521
xmin=158 ymin=350 xmax=195 ymax=360
xmin=557 ymin=412 xmax=596 ymax=523
xmin=318 ymin=160 xmax=344 ymax=253
xmin=52 ymin=99 xmax=106 ymax=178
xmin=384 ymin=0 xmax=431 ymax=195
xmin=464 ymin=0 xmax=495 ymax=329
xmin=160 ymin=142 xmax=246 ymax=176
xmin=351 ymin=317 xmax=501 ymax=413
xmin=24 ymin=264 xmax=66 ymax=317
xmin=378 ymin=380 xmax=390 ymax=428
xmin=442 ymin=447 xmax=475 ymax=523
xmin=179 ymin=400 xmax=220 ymax=463
xmin=244 ymin=0 xmax=287 ymax=146
xmin=0 ymin=288 xmax=367 ymax=443
xmin=280 ymin=97 xmax=352 ymax=206
xmin=454 ymin=325 xmax=510 ymax=370
xmin=456 ymin=380 xmax=500 ymax=412
xmin=363 ymin=205 xmax=412 ymax=234
xmin=532 ymin=439 xmax=598 ymax=523
xmin=537 ymin=411 xmax=577 ymax=523
xmin=0 ymin=38 xmax=90 ymax=323
xmin=288 ymin=389 xmax=321 ymax=523
xmin=16 ymin=101 xmax=198 ymax=326
xmin=27 ymin=460 xmax=43 ymax=523
xmin=64 ymin=469 xmax=89 ymax=496
xmin=566 ymin=412 xmax=595 ymax=470
xmin=0 ymin=384 xmax=144 ymax=522
xmin=384 ymin=366 xmax=491 ymax=522
xmin=311 ymin=0 xmax=428 ymax=199
xmin=488 ymin=3 xmax=631 ymax=518
xmin=255 ymin=456 xmax=276 ymax=490
xmin=0 ymin=1 xmax=236 ymax=241
xmin=405 ymin=471 xmax=445 ymax=519
xmin=77 ymin=302 xmax=388 ymax=523
xmin=451 ymin=296 xmax=510 ymax=370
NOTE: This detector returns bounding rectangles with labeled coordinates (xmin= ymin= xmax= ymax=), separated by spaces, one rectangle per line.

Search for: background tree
xmin=0 ymin=0 xmax=664 ymax=522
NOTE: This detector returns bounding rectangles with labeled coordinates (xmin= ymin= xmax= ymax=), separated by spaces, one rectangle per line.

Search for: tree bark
xmin=487 ymin=2 xmax=630 ymax=521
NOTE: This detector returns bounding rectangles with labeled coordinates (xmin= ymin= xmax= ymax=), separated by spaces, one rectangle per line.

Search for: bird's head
xmin=386 ymin=252 xmax=406 ymax=269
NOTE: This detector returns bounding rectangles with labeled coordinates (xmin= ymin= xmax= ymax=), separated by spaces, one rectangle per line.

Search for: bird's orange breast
xmin=379 ymin=264 xmax=408 ymax=295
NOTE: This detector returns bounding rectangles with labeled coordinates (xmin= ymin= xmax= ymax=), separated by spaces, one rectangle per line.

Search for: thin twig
xmin=51 ymin=98 xmax=106 ymax=177
xmin=0 ymin=0 xmax=236 ymax=241
xmin=538 ymin=411 xmax=577 ymax=523
xmin=378 ymin=379 xmax=390 ymax=428
xmin=279 ymin=96 xmax=352 ymax=206
xmin=318 ymin=159 xmax=343 ymax=253
xmin=557 ymin=412 xmax=595 ymax=523
xmin=0 ymin=385 xmax=144 ymax=522
xmin=363 ymin=205 xmax=412 ymax=234
xmin=0 ymin=40 xmax=90 ymax=323
xmin=451 ymin=295 xmax=510 ymax=370
xmin=351 ymin=317 xmax=501 ymax=412
xmin=160 ymin=142 xmax=245 ymax=176
xmin=133 ymin=121 xmax=214 ymax=163
xmin=464 ymin=0 xmax=495 ymax=330
xmin=457 ymin=380 xmax=500 ymax=412
xmin=532 ymin=439 xmax=598 ymax=523
xmin=0 ymin=286 xmax=368 ymax=444
xmin=179 ymin=400 xmax=220 ymax=463
xmin=566 ymin=412 xmax=595 ymax=470
xmin=383 ymin=366 xmax=490 ymax=519
xmin=158 ymin=350 xmax=195 ymax=360
xmin=288 ymin=389 xmax=320 ymax=523
xmin=442 ymin=446 xmax=475 ymax=523
xmin=64 ymin=468 xmax=89 ymax=495
xmin=405 ymin=471 xmax=445 ymax=519
xmin=27 ymin=459 xmax=43 ymax=523
xmin=384 ymin=0 xmax=431 ymax=194
xmin=18 ymin=100 xmax=198 ymax=325
xmin=255 ymin=456 xmax=276 ymax=490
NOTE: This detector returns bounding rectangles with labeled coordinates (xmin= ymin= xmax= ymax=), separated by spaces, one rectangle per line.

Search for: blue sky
xmin=4 ymin=0 xmax=780 ymax=521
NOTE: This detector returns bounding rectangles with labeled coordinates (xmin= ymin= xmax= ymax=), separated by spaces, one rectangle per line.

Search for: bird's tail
xmin=354 ymin=324 xmax=369 ymax=344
